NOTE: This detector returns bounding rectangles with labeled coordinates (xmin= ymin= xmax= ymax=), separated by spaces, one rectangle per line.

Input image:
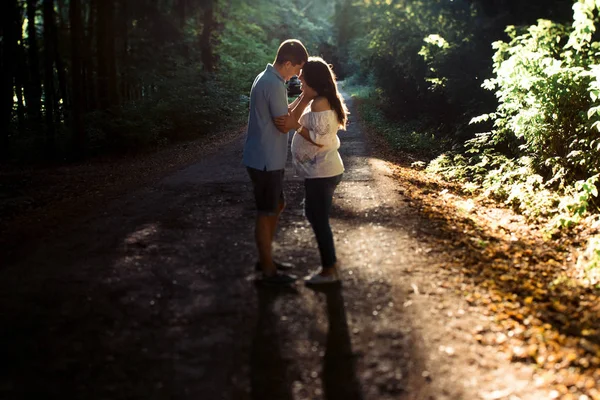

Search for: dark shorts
xmin=247 ymin=167 xmax=285 ymax=215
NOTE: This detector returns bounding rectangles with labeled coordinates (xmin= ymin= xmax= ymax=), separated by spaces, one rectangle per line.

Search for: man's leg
xmin=248 ymin=167 xmax=289 ymax=276
xmin=257 ymin=194 xmax=285 ymax=273
xmin=256 ymin=213 xmax=278 ymax=276
xmin=270 ymin=197 xmax=285 ymax=241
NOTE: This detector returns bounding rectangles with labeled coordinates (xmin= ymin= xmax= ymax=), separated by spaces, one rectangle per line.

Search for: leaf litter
xmin=384 ymin=157 xmax=600 ymax=398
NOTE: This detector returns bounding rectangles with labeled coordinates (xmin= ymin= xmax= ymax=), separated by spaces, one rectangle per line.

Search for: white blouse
xmin=290 ymin=108 xmax=345 ymax=178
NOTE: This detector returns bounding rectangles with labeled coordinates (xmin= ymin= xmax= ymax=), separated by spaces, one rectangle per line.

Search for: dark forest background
xmin=0 ymin=0 xmax=337 ymax=162
xmin=0 ymin=0 xmax=583 ymax=167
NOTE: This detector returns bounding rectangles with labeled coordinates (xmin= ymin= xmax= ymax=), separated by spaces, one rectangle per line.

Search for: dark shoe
xmin=257 ymin=272 xmax=297 ymax=286
xmin=254 ymin=260 xmax=295 ymax=272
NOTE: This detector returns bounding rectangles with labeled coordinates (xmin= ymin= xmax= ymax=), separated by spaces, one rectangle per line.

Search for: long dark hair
xmin=302 ymin=57 xmax=348 ymax=129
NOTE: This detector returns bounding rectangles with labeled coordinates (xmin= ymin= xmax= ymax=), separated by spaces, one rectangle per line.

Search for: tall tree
xmin=177 ymin=0 xmax=187 ymax=26
xmin=26 ymin=0 xmax=42 ymax=122
xmin=15 ymin=2 xmax=27 ymax=132
xmin=52 ymin=3 xmax=69 ymax=124
xmin=332 ymin=0 xmax=359 ymax=78
xmin=200 ymin=0 xmax=215 ymax=73
xmin=118 ymin=0 xmax=130 ymax=102
xmin=177 ymin=0 xmax=189 ymax=58
xmin=0 ymin=0 xmax=19 ymax=159
xmin=70 ymin=0 xmax=85 ymax=155
xmin=106 ymin=0 xmax=118 ymax=107
xmin=96 ymin=0 xmax=110 ymax=110
xmin=83 ymin=0 xmax=96 ymax=111
xmin=42 ymin=0 xmax=56 ymax=154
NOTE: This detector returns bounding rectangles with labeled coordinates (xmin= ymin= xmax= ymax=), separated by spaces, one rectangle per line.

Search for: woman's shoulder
xmin=310 ymin=97 xmax=332 ymax=112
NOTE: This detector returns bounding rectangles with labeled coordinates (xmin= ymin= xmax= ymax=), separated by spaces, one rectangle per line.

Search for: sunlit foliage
xmin=429 ymin=2 xmax=600 ymax=224
xmin=338 ymin=0 xmax=495 ymax=144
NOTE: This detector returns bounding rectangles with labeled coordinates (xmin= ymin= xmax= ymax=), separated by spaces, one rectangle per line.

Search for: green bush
xmin=477 ymin=19 xmax=600 ymax=184
xmin=429 ymin=1 xmax=600 ymax=224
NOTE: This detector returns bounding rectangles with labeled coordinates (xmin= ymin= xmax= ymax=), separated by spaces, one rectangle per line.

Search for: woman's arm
xmin=297 ymin=125 xmax=322 ymax=147
xmin=288 ymin=93 xmax=304 ymax=111
xmin=289 ymin=96 xmax=311 ymax=122
xmin=300 ymin=97 xmax=335 ymax=147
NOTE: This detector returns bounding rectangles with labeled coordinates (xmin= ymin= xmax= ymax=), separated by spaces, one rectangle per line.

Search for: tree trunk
xmin=96 ymin=0 xmax=118 ymax=110
xmin=119 ymin=0 xmax=129 ymax=102
xmin=177 ymin=0 xmax=188 ymax=58
xmin=53 ymin=4 xmax=69 ymax=125
xmin=0 ymin=0 xmax=18 ymax=159
xmin=177 ymin=0 xmax=187 ymax=25
xmin=200 ymin=1 xmax=215 ymax=73
xmin=106 ymin=0 xmax=118 ymax=107
xmin=96 ymin=0 xmax=109 ymax=110
xmin=43 ymin=0 xmax=56 ymax=156
xmin=15 ymin=2 xmax=26 ymax=132
xmin=56 ymin=0 xmax=67 ymax=20
xmin=83 ymin=0 xmax=96 ymax=111
xmin=15 ymin=73 xmax=25 ymax=132
xmin=70 ymin=0 xmax=85 ymax=156
xmin=26 ymin=0 xmax=42 ymax=122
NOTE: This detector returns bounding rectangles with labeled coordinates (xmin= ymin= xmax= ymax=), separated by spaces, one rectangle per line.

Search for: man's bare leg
xmin=270 ymin=199 xmax=285 ymax=241
xmin=256 ymin=200 xmax=285 ymax=276
xmin=256 ymin=214 xmax=277 ymax=276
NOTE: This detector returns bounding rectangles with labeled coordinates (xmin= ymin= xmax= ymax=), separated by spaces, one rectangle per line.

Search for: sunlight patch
xmin=124 ymin=223 xmax=160 ymax=246
xmin=368 ymin=157 xmax=393 ymax=174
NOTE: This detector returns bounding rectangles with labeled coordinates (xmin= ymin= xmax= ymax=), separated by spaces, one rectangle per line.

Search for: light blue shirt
xmin=243 ymin=64 xmax=289 ymax=171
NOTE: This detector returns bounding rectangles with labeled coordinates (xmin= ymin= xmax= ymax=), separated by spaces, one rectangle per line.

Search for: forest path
xmin=0 ymin=93 xmax=550 ymax=400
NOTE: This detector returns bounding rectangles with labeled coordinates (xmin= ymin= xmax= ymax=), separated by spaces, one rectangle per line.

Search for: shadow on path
xmin=310 ymin=284 xmax=364 ymax=400
xmin=250 ymin=284 xmax=298 ymax=400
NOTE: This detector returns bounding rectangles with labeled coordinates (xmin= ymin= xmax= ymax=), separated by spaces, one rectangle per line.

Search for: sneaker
xmin=304 ymin=268 xmax=341 ymax=286
xmin=257 ymin=272 xmax=298 ymax=286
xmin=254 ymin=261 xmax=295 ymax=272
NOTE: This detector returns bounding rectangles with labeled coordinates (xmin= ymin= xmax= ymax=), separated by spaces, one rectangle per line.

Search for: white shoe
xmin=304 ymin=268 xmax=340 ymax=286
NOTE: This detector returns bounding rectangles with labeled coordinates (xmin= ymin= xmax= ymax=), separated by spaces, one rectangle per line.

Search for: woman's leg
xmin=304 ymin=174 xmax=343 ymax=272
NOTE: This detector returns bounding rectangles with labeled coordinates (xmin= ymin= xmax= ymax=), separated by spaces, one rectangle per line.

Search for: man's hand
xmin=273 ymin=112 xmax=299 ymax=133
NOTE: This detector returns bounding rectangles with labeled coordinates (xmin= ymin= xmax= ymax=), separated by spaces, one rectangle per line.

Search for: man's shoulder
xmin=253 ymin=74 xmax=284 ymax=98
xmin=256 ymin=71 xmax=283 ymax=87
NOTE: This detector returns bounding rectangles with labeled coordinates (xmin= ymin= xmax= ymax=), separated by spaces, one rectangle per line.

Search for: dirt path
xmin=0 ymin=95 xmax=552 ymax=399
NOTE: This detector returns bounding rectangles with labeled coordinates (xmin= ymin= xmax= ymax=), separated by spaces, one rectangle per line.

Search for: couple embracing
xmin=243 ymin=39 xmax=348 ymax=287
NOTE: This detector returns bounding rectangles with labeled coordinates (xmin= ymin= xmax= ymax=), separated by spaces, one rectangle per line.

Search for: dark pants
xmin=304 ymin=174 xmax=343 ymax=269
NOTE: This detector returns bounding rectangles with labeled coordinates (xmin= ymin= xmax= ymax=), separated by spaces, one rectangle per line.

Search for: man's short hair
xmin=274 ymin=39 xmax=309 ymax=66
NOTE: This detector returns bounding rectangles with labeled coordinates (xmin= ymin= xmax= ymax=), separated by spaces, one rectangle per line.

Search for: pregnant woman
xmin=276 ymin=56 xmax=349 ymax=285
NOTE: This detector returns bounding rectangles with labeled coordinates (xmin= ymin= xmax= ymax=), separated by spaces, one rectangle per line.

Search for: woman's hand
xmin=302 ymin=85 xmax=318 ymax=100
xmin=298 ymin=127 xmax=323 ymax=147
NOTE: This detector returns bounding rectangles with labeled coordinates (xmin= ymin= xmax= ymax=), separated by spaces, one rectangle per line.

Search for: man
xmin=243 ymin=39 xmax=310 ymax=285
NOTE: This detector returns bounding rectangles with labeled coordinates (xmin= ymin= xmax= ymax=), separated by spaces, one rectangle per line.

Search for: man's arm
xmin=268 ymin=82 xmax=291 ymax=133
xmin=273 ymin=96 xmax=311 ymax=133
